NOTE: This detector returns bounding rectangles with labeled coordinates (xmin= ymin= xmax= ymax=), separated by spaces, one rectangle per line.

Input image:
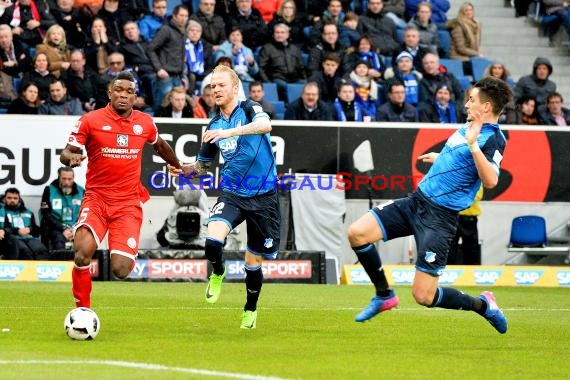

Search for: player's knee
xmin=112 ymin=264 xmax=131 ymax=280
xmin=205 ymin=237 xmax=224 ymax=262
xmin=412 ymin=287 xmax=434 ymax=307
xmin=347 ymin=223 xmax=366 ymax=245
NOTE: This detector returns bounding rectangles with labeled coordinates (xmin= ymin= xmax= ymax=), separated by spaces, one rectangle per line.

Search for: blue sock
xmin=353 ymin=243 xmax=390 ymax=297
xmin=430 ymin=287 xmax=483 ymax=312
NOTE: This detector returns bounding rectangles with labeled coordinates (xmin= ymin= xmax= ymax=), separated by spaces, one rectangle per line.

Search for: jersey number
xmin=210 ymin=202 xmax=225 ymax=216
xmin=78 ymin=208 xmax=90 ymax=224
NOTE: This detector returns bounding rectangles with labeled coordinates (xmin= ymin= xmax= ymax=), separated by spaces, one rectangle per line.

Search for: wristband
xmin=468 ymin=142 xmax=480 ymax=152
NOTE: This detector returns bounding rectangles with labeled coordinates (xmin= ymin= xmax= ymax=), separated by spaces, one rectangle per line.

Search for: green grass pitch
xmin=0 ymin=282 xmax=569 ymax=380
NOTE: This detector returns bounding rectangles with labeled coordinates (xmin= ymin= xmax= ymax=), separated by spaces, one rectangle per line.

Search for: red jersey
xmin=67 ymin=105 xmax=158 ymax=205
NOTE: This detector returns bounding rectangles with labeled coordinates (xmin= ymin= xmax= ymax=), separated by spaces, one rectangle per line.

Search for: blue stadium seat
xmin=470 ymin=57 xmax=492 ymax=82
xmin=509 ymin=215 xmax=547 ymax=247
xmin=381 ymin=55 xmax=392 ymax=68
xmin=261 ymin=82 xmax=278 ymax=102
xmin=12 ymin=77 xmax=22 ymax=92
xmin=0 ymin=107 xmax=7 ymax=114
xmin=440 ymin=58 xmax=464 ymax=78
xmin=437 ymin=30 xmax=451 ymax=58
xmin=242 ymin=81 xmax=250 ymax=95
xmin=301 ymin=53 xmax=309 ymax=67
xmin=286 ymin=83 xmax=304 ymax=103
xmin=456 ymin=76 xmax=472 ymax=91
xmin=272 ymin=101 xmax=285 ymax=120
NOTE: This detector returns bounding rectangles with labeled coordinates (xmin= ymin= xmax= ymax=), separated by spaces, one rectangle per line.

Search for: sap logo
xmin=36 ymin=265 xmax=67 ymax=280
xmin=350 ymin=268 xmax=372 ymax=284
xmin=219 ymin=137 xmax=238 ymax=153
xmin=391 ymin=269 xmax=415 ymax=285
xmin=438 ymin=270 xmax=463 ymax=285
xmin=0 ymin=264 xmax=25 ymax=280
xmin=514 ymin=270 xmax=543 ymax=285
xmin=129 ymin=260 xmax=148 ymax=279
xmin=556 ymin=271 xmax=570 ymax=286
xmin=474 ymin=270 xmax=503 ymax=285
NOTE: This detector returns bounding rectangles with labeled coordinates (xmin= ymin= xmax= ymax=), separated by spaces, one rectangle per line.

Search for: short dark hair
xmin=249 ymin=81 xmax=263 ymax=90
xmin=110 ymin=71 xmax=136 ymax=85
xmin=388 ymin=81 xmax=405 ymax=93
xmin=58 ymin=166 xmax=74 ymax=176
xmin=547 ymin=92 xmax=563 ymax=104
xmin=4 ymin=187 xmax=19 ymax=196
xmin=473 ymin=77 xmax=513 ymax=115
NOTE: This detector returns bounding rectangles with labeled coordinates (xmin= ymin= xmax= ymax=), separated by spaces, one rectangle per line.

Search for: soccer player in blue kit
xmin=172 ymin=65 xmax=279 ymax=329
xmin=347 ymin=77 xmax=512 ymax=333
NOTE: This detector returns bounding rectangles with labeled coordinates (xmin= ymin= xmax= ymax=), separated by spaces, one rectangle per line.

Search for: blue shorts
xmin=371 ymin=190 xmax=459 ymax=276
xmin=208 ymin=190 xmax=280 ymax=259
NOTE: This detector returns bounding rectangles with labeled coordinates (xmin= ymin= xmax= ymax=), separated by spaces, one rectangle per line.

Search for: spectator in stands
xmin=227 ymin=0 xmax=268 ymax=51
xmin=539 ymin=92 xmax=570 ymax=126
xmin=60 ymin=49 xmax=99 ymax=113
xmin=391 ymin=26 xmax=429 ymax=72
xmin=6 ymin=82 xmax=40 ymax=114
xmin=73 ymin=0 xmax=103 ymax=15
xmin=332 ymin=80 xmax=370 ymax=122
xmin=0 ymin=24 xmax=31 ymax=79
xmin=514 ymin=57 xmax=556 ymax=108
xmin=213 ymin=26 xmax=258 ymax=83
xmin=308 ymin=52 xmax=343 ymax=103
xmin=200 ymin=56 xmax=247 ymax=100
xmin=96 ymin=0 xmax=134 ymax=45
xmin=184 ymin=20 xmax=213 ymax=95
xmin=0 ymin=69 xmax=17 ymax=109
xmin=21 ymin=52 xmax=56 ymax=101
xmin=120 ymin=21 xmax=156 ymax=107
xmin=0 ymin=0 xmax=56 ymax=52
xmin=347 ymin=60 xmax=380 ymax=119
xmin=405 ymin=0 xmax=450 ymax=30
xmin=194 ymin=83 xmax=217 ymax=118
xmin=309 ymin=0 xmax=345 ymax=46
xmin=376 ymin=81 xmax=418 ymax=122
xmin=308 ymin=22 xmax=345 ymax=75
xmin=119 ymin=0 xmax=149 ymax=21
xmin=504 ymin=95 xmax=539 ymax=125
xmin=0 ymin=199 xmax=19 ymax=260
xmin=139 ymin=0 xmax=168 ymax=42
xmin=84 ymin=17 xmax=119 ymax=75
xmin=339 ymin=11 xmax=360 ymax=48
xmin=447 ymin=2 xmax=483 ymax=66
xmin=418 ymin=83 xmax=462 ymax=123
xmin=248 ymin=81 xmax=276 ymax=119
xmin=148 ymin=4 xmax=189 ymax=111
xmin=419 ymin=52 xmax=463 ymax=105
xmin=284 ymin=81 xmax=333 ymax=120
xmin=155 ymin=86 xmax=196 ymax=118
xmin=35 ymin=25 xmax=71 ymax=78
xmin=382 ymin=0 xmax=406 ymax=29
xmin=259 ymin=23 xmax=306 ymax=102
xmin=190 ymin=0 xmax=226 ymax=50
xmin=482 ymin=59 xmax=514 ymax=88
xmin=384 ymin=51 xmax=422 ymax=106
xmin=408 ymin=2 xmax=439 ymax=54
xmin=543 ymin=0 xmax=570 ymax=46
xmin=267 ymin=0 xmax=306 ymax=50
xmin=52 ymin=0 xmax=92 ymax=49
xmin=252 ymin=0 xmax=280 ymax=24
xmin=343 ymin=34 xmax=384 ymax=81
xmin=357 ymin=0 xmax=400 ymax=56
xmin=3 ymin=187 xmax=50 ymax=260
xmin=39 ymin=78 xmax=84 ymax=115
xmin=40 ymin=166 xmax=84 ymax=250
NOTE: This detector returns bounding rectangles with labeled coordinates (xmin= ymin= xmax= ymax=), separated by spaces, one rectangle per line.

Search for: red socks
xmin=72 ymin=264 xmax=92 ymax=308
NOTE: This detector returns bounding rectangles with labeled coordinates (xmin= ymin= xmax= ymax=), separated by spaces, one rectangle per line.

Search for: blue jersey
xmin=198 ymin=99 xmax=276 ymax=197
xmin=418 ymin=122 xmax=506 ymax=211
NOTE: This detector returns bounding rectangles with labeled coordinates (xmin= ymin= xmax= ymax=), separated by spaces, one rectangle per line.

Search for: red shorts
xmin=75 ymin=193 xmax=142 ymax=259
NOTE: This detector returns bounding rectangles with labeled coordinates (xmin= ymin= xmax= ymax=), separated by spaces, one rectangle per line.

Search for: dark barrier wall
xmin=142 ymin=122 xmax=568 ymax=202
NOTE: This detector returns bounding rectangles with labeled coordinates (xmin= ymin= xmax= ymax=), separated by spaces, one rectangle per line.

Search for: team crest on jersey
xmin=133 ymin=124 xmax=143 ymax=135
xmin=117 ymin=134 xmax=129 ymax=146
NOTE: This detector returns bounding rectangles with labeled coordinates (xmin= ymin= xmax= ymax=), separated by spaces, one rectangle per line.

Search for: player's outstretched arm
xmin=153 ymin=136 xmax=183 ymax=172
xmin=179 ymin=161 xmax=211 ymax=178
xmin=202 ymin=117 xmax=271 ymax=144
xmin=60 ymin=145 xmax=86 ymax=167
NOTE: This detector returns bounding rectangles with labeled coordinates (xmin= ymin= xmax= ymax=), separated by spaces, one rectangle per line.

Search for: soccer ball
xmin=64 ymin=307 xmax=101 ymax=340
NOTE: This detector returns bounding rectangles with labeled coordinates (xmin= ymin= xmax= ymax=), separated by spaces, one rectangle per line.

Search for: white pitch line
xmin=0 ymin=360 xmax=291 ymax=380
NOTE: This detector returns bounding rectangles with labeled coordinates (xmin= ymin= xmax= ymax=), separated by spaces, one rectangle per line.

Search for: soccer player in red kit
xmin=60 ymin=71 xmax=182 ymax=308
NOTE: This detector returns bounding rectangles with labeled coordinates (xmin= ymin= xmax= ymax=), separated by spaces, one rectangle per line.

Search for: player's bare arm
xmin=60 ymin=145 xmax=86 ymax=167
xmin=202 ymin=117 xmax=271 ymax=144
xmin=153 ymin=136 xmax=183 ymax=175
xmin=180 ymin=160 xmax=211 ymax=178
xmin=418 ymin=152 xmax=439 ymax=163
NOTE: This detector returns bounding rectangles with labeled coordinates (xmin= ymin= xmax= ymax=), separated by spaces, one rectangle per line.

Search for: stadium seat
xmin=286 ymin=83 xmax=305 ymax=103
xmin=437 ymin=30 xmax=451 ymax=58
xmin=509 ymin=215 xmax=547 ymax=247
xmin=242 ymin=82 xmax=250 ymax=95
xmin=440 ymin=58 xmax=464 ymax=78
xmin=272 ymin=100 xmax=285 ymax=120
xmin=470 ymin=57 xmax=492 ymax=82
xmin=301 ymin=53 xmax=309 ymax=67
xmin=381 ymin=55 xmax=392 ymax=68
xmin=12 ymin=77 xmax=22 ymax=92
xmin=456 ymin=76 xmax=472 ymax=91
xmin=261 ymin=82 xmax=279 ymax=102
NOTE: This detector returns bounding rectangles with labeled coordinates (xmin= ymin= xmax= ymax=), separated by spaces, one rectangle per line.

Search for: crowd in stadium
xmin=0 ymin=0 xmax=568 ymax=125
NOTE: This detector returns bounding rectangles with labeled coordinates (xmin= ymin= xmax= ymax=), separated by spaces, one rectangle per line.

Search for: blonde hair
xmin=162 ymin=86 xmax=193 ymax=108
xmin=457 ymin=2 xmax=475 ymax=22
xmin=212 ymin=65 xmax=239 ymax=88
xmin=43 ymin=24 xmax=68 ymax=48
xmin=277 ymin=0 xmax=296 ymax=21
